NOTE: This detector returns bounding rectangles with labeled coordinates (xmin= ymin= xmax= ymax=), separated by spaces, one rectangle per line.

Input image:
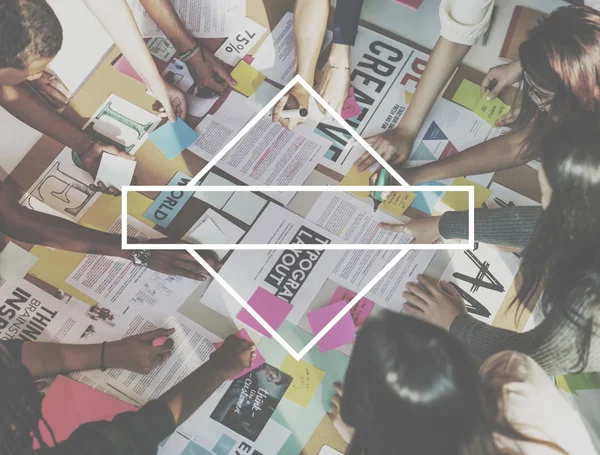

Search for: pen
xmin=279 ymin=108 xmax=308 ymax=119
xmin=372 ymin=168 xmax=390 ymax=212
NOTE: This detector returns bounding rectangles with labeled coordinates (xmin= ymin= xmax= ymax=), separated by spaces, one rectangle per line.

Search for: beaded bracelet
xmin=180 ymin=44 xmax=203 ymax=62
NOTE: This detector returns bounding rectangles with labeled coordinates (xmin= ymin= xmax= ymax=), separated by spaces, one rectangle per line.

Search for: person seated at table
xmin=383 ymin=117 xmax=600 ymax=377
xmin=0 ymin=333 xmax=255 ymax=454
xmin=327 ymin=312 xmax=596 ymax=455
xmin=273 ymin=0 xmax=494 ymax=132
xmin=375 ymin=5 xmax=600 ymax=186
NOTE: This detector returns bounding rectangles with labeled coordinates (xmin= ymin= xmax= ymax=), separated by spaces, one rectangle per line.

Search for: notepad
xmin=231 ymin=60 xmax=266 ymax=96
xmin=474 ymin=91 xmax=511 ymax=126
xmin=452 ymin=79 xmax=482 ymax=111
xmin=149 ymin=117 xmax=199 ymax=159
xmin=280 ymin=355 xmax=325 ymax=407
xmin=237 ymin=287 xmax=292 ymax=337
xmin=307 ymin=301 xmax=356 ymax=353
xmin=95 ymin=153 xmax=137 ymax=189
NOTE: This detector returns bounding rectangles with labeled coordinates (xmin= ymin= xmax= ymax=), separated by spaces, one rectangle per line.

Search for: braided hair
xmin=0 ymin=0 xmax=62 ymax=69
xmin=0 ymin=344 xmax=54 ymax=454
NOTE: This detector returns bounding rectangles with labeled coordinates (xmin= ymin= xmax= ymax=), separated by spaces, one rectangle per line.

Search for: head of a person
xmin=0 ymin=344 xmax=48 ymax=455
xmin=0 ymin=0 xmax=62 ymax=85
xmin=515 ymin=5 xmax=600 ymax=156
xmin=341 ymin=312 xmax=498 ymax=455
xmin=518 ymin=117 xmax=600 ymax=371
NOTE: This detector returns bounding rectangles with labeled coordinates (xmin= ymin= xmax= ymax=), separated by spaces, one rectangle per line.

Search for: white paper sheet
xmin=95 ymin=153 xmax=137 ymax=189
xmin=214 ymin=18 xmax=267 ymax=66
xmin=0 ymin=242 xmax=38 ymax=281
xmin=184 ymin=208 xmax=246 ymax=258
xmin=147 ymin=37 xmax=176 ymax=62
xmin=201 ymin=203 xmax=346 ymax=324
xmin=222 ymin=191 xmax=267 ymax=225
xmin=128 ymin=0 xmax=245 ymax=38
xmin=189 ymin=112 xmax=330 ymax=204
xmin=193 ymin=172 xmax=236 ymax=208
xmin=306 ymin=192 xmax=436 ymax=310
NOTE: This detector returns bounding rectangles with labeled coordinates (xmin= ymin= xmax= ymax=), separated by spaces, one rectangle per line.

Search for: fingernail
xmin=487 ymin=94 xmax=493 ymax=101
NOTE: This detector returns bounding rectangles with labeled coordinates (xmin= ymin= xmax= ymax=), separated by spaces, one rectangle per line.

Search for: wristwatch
xmin=131 ymin=246 xmax=152 ymax=267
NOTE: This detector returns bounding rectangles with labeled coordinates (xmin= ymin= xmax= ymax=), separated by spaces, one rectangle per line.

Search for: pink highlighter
xmin=152 ymin=336 xmax=168 ymax=347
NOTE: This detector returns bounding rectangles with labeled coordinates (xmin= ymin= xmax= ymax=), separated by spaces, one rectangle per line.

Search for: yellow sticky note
xmin=340 ymin=166 xmax=371 ymax=197
xmin=474 ymin=91 xmax=511 ymax=126
xmin=452 ymin=79 xmax=481 ymax=111
xmin=441 ymin=177 xmax=491 ymax=211
xmin=81 ymin=193 xmax=155 ymax=231
xmin=382 ymin=191 xmax=417 ymax=218
xmin=231 ymin=61 xmax=266 ymax=97
xmin=405 ymin=91 xmax=414 ymax=104
xmin=280 ymin=355 xmax=325 ymax=407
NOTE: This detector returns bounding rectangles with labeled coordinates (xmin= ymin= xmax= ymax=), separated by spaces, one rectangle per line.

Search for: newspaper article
xmin=128 ymin=0 xmax=245 ymax=38
xmin=306 ymin=192 xmax=436 ymax=310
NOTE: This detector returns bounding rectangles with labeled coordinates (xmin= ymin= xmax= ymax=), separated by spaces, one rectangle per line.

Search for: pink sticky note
xmin=113 ymin=55 xmax=144 ymax=83
xmin=152 ymin=336 xmax=167 ymax=347
xmin=237 ymin=287 xmax=292 ymax=337
xmin=307 ymin=300 xmax=356 ymax=353
xmin=342 ymin=87 xmax=363 ymax=120
xmin=329 ymin=286 xmax=375 ymax=328
xmin=213 ymin=328 xmax=266 ymax=380
xmin=242 ymin=54 xmax=255 ymax=64
xmin=36 ymin=375 xmax=136 ymax=447
xmin=393 ymin=0 xmax=424 ymax=9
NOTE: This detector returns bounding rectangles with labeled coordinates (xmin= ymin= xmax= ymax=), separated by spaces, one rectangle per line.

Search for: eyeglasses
xmin=523 ymin=72 xmax=554 ymax=111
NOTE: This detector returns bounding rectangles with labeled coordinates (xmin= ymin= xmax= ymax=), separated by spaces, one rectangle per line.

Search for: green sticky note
xmin=474 ymin=91 xmax=511 ymax=126
xmin=556 ymin=372 xmax=600 ymax=395
xmin=452 ymin=79 xmax=481 ymax=111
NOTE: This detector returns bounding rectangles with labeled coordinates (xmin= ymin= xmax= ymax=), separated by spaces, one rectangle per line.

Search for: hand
xmin=153 ymin=80 xmax=187 ymax=121
xmin=481 ymin=60 xmax=523 ymax=100
xmin=142 ymin=240 xmax=221 ymax=281
xmin=76 ymin=142 xmax=135 ymax=195
xmin=317 ymin=65 xmax=350 ymax=114
xmin=495 ymin=106 xmax=520 ymax=127
xmin=327 ymin=383 xmax=355 ymax=444
xmin=402 ymin=274 xmax=467 ymax=330
xmin=210 ymin=334 xmax=257 ymax=378
xmin=379 ymin=216 xmax=441 ymax=244
xmin=272 ymin=83 xmax=310 ymax=130
xmin=105 ymin=328 xmax=175 ymax=374
xmin=28 ymin=70 xmax=72 ymax=112
xmin=354 ymin=128 xmax=415 ymax=173
xmin=187 ymin=46 xmax=236 ymax=93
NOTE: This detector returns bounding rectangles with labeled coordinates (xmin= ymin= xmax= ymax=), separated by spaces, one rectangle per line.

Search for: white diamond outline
xmin=121 ymin=75 xmax=475 ymax=360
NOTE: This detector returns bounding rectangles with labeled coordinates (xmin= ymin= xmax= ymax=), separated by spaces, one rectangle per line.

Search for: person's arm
xmin=137 ymin=0 xmax=235 ymax=93
xmin=20 ymin=328 xmax=175 ymax=379
xmin=82 ymin=0 xmax=186 ymax=120
xmin=273 ymin=0 xmax=330 ymax=129
xmin=0 ymin=183 xmax=217 ymax=280
xmin=403 ymin=125 xmax=532 ymax=185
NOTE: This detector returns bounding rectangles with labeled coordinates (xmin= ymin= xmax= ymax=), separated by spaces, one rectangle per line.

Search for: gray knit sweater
xmin=439 ymin=206 xmax=600 ymax=376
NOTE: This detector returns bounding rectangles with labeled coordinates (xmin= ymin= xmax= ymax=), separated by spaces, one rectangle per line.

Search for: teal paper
xmin=149 ymin=117 xmax=199 ymax=159
xmin=258 ymin=322 xmax=349 ymax=455
xmin=411 ymin=181 xmax=443 ymax=215
xmin=144 ymin=171 xmax=194 ymax=228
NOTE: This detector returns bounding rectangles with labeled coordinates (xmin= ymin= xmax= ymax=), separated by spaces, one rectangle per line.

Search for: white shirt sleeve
xmin=439 ymin=0 xmax=495 ymax=46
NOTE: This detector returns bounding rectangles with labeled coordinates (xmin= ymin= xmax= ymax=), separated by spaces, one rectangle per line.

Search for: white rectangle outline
xmin=121 ymin=185 xmax=474 ymax=250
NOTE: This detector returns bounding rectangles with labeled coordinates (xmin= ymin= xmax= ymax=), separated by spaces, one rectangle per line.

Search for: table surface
xmin=4 ymin=0 xmax=556 ymax=454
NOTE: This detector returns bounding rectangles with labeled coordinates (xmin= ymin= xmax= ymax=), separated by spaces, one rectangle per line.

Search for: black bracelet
xmin=100 ymin=341 xmax=107 ymax=372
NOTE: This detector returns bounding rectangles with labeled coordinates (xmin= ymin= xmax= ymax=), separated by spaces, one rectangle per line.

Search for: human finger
xmin=333 ymin=383 xmax=344 ymax=396
xmin=402 ymin=302 xmax=427 ymax=320
xmin=440 ymin=281 xmax=461 ymax=298
xmin=379 ymin=222 xmax=406 ymax=233
xmin=402 ymin=290 xmax=428 ymax=309
xmin=272 ymin=95 xmax=289 ymax=123
xmin=155 ymin=337 xmax=175 ymax=354
xmin=481 ymin=72 xmax=498 ymax=97
xmin=405 ymin=282 xmax=432 ymax=301
xmin=213 ymin=65 xmax=236 ymax=87
xmin=416 ymin=274 xmax=439 ymax=294
xmin=136 ymin=328 xmax=175 ymax=341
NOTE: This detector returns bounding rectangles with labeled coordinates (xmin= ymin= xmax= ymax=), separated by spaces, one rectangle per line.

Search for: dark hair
xmin=341 ymin=312 xmax=498 ymax=455
xmin=516 ymin=118 xmax=600 ymax=372
xmin=0 ymin=344 xmax=54 ymax=455
xmin=0 ymin=0 xmax=63 ymax=69
xmin=512 ymin=5 xmax=600 ymax=159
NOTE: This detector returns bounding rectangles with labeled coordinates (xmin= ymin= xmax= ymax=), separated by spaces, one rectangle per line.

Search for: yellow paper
xmin=405 ymin=91 xmax=414 ymax=104
xmin=280 ymin=355 xmax=326 ymax=407
xmin=382 ymin=191 xmax=417 ymax=218
xmin=231 ymin=61 xmax=266 ymax=97
xmin=29 ymin=246 xmax=94 ymax=304
xmin=474 ymin=91 xmax=511 ymax=126
xmin=340 ymin=166 xmax=371 ymax=197
xmin=441 ymin=177 xmax=491 ymax=211
xmin=452 ymin=79 xmax=481 ymax=111
xmin=81 ymin=193 xmax=155 ymax=231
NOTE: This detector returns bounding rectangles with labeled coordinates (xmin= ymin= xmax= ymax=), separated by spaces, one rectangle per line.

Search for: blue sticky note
xmin=149 ymin=117 xmax=199 ymax=159
xmin=181 ymin=441 xmax=211 ymax=455
xmin=411 ymin=181 xmax=443 ymax=215
xmin=212 ymin=434 xmax=236 ymax=455
xmin=144 ymin=171 xmax=194 ymax=228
